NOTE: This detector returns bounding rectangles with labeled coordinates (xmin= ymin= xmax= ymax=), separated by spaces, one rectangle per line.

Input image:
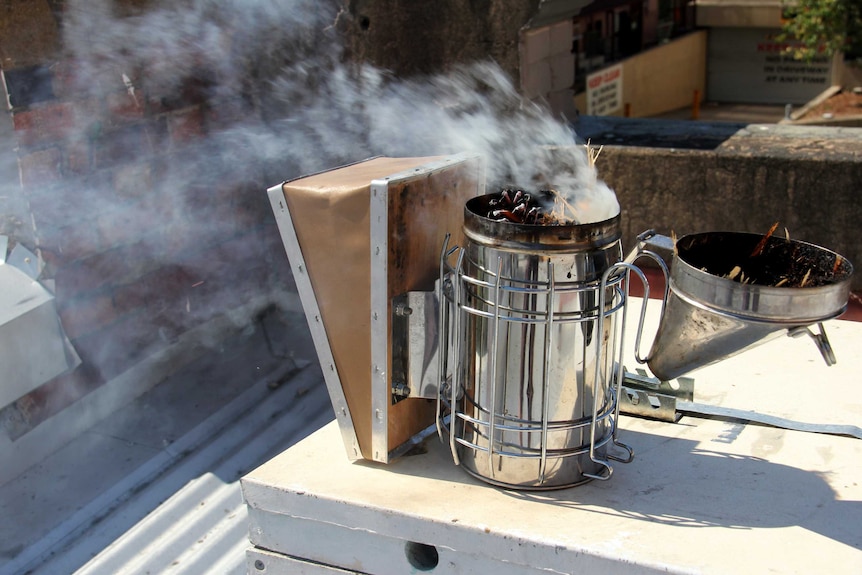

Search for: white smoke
xmin=0 ymin=0 xmax=624 ymax=462
xmin=59 ymin=0 xmax=618 ymax=224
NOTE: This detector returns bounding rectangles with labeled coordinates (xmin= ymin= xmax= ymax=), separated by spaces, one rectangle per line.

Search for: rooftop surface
xmin=0 ymin=304 xmax=334 ymax=574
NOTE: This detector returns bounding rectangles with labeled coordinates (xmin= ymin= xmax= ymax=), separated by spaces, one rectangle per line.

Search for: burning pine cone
xmin=485 ymin=187 xmax=579 ymax=225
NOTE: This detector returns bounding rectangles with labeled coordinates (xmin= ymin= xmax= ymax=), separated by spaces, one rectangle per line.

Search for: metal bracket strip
xmin=677 ymin=401 xmax=862 ymax=440
xmin=369 ymin=178 xmax=390 ymax=462
xmin=266 ymin=184 xmax=362 ymax=461
xmin=538 ymin=261 xmax=556 ymax=484
xmin=619 ymin=371 xmax=860 ymax=440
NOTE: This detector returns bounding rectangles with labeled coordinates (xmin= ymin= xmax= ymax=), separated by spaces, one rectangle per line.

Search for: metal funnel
xmin=646 ymin=231 xmax=853 ymax=381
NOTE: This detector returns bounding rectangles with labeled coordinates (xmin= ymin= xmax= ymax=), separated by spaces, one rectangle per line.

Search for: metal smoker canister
xmin=439 ymin=194 xmax=632 ymax=490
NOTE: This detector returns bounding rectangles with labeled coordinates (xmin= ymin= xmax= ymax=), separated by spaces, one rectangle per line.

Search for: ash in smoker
xmin=483 ymin=187 xmax=585 ymax=225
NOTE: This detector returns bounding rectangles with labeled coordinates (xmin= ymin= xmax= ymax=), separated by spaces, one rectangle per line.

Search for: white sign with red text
xmin=586 ymin=64 xmax=623 ymax=116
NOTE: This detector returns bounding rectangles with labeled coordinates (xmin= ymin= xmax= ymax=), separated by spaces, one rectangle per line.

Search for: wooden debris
xmin=750 ymin=221 xmax=780 ymax=258
xmin=833 ymin=255 xmax=843 ymax=275
xmin=550 ymin=189 xmax=580 ymax=223
xmin=693 ymin=228 xmax=844 ymax=290
xmin=584 ymin=140 xmax=603 ymax=167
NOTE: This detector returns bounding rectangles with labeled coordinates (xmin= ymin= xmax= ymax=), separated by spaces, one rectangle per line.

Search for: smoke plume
xmin=59 ymin=0 xmax=618 ymax=226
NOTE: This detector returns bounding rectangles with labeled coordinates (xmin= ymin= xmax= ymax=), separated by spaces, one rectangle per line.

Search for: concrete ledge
xmin=574 ymin=117 xmax=862 ymax=289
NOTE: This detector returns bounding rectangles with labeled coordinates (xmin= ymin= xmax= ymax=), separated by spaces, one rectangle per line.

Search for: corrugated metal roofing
xmin=4 ymin=361 xmax=333 ymax=575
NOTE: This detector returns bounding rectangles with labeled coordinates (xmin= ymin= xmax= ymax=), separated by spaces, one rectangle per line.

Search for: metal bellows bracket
xmin=390 ymin=286 xmax=446 ymax=402
xmin=619 ymin=369 xmax=695 ymax=423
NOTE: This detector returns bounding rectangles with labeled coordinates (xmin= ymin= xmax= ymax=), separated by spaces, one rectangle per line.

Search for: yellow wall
xmin=575 ymin=30 xmax=708 ymax=118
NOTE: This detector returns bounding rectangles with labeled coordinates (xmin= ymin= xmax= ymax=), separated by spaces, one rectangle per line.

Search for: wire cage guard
xmin=436 ymin=232 xmax=641 ymax=490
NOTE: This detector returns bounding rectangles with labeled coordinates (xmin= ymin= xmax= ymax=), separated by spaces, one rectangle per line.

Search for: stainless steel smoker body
xmin=436 ymin=195 xmax=634 ymax=489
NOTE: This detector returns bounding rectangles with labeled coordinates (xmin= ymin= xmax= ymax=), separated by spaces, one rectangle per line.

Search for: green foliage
xmin=780 ymin=0 xmax=862 ymax=60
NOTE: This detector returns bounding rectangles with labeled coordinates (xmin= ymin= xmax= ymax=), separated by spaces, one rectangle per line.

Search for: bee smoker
xmin=267 ymin=154 xmax=853 ymax=491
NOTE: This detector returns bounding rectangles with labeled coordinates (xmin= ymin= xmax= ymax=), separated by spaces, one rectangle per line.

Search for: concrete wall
xmin=841 ymin=61 xmax=862 ymax=88
xmin=520 ymin=19 xmax=577 ymax=119
xmin=574 ymin=118 xmax=862 ymax=290
xmin=575 ymin=30 xmax=707 ymax=117
xmin=343 ymin=0 xmax=540 ymax=84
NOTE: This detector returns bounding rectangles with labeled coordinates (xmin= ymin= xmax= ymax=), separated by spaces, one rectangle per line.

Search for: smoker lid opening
xmin=463 ymin=193 xmax=622 ymax=253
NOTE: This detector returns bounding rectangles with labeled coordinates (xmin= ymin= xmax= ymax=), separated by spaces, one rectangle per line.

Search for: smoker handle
xmin=623 ymin=229 xmax=676 ymax=268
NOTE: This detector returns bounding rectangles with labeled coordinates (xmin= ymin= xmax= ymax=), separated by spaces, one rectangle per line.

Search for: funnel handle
xmin=789 ymin=322 xmax=837 ymax=366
